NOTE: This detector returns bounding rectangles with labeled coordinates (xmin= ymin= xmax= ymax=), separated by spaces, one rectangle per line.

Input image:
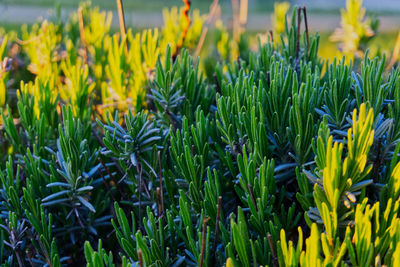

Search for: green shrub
xmin=0 ymin=2 xmax=399 ymax=267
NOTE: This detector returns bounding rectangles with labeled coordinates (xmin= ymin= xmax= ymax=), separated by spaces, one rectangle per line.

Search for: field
xmin=0 ymin=0 xmax=400 ymax=266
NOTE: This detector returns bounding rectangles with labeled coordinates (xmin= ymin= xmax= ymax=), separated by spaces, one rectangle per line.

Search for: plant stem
xmin=138 ymin=249 xmax=143 ymax=267
xmin=98 ymin=157 xmax=125 ymax=198
xmin=372 ymin=137 xmax=382 ymax=182
xmin=116 ymin=0 xmax=128 ymax=55
xmin=78 ymin=7 xmax=88 ymax=64
xmin=173 ymin=0 xmax=191 ymax=60
xmin=268 ymin=233 xmax=278 ymax=267
xmin=296 ymin=7 xmax=301 ymax=59
xmin=248 ymin=184 xmax=258 ymax=212
xmin=98 ymin=161 xmax=117 ymax=202
xmin=195 ymin=0 xmax=219 ymax=59
xmin=199 ymin=217 xmax=209 ymax=267
xmin=157 ymin=151 xmax=164 ymax=216
xmin=303 ymin=6 xmax=309 ymax=52
xmin=212 ymin=196 xmax=222 ymax=265
xmin=137 ymin=162 xmax=143 ymax=226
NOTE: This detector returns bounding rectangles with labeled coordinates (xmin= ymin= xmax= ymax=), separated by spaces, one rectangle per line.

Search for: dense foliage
xmin=0 ymin=1 xmax=400 ymax=266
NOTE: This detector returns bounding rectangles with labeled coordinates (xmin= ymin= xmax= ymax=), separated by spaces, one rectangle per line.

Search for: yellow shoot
xmin=300 ymin=224 xmax=322 ymax=267
xmin=322 ymin=136 xmax=343 ymax=212
xmin=389 ymin=162 xmax=400 ymax=200
xmin=343 ymin=103 xmax=374 ymax=183
xmin=272 ymin=2 xmax=290 ymax=36
xmin=393 ymin=243 xmax=400 ymax=267
xmin=226 ymin=257 xmax=234 ymax=267
xmin=0 ymin=35 xmax=9 ymax=107
xmin=22 ymin=21 xmax=61 ymax=81
xmin=60 ymin=60 xmax=94 ymax=117
xmin=330 ymin=0 xmax=375 ymax=59
xmin=161 ymin=6 xmax=204 ymax=55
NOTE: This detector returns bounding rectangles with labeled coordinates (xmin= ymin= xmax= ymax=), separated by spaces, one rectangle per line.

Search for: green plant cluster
xmin=0 ymin=3 xmax=400 ymax=267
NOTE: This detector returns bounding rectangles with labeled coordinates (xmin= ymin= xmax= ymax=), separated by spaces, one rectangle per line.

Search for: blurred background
xmin=1 ymin=0 xmax=399 ymax=30
xmin=0 ymin=0 xmax=399 ymax=61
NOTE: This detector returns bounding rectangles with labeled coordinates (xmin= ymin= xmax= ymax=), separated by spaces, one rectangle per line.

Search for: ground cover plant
xmin=1 ymin=0 xmax=400 ymax=266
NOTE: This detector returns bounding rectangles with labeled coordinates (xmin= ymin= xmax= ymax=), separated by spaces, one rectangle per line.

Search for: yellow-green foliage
xmin=19 ymin=78 xmax=58 ymax=119
xmin=79 ymin=3 xmax=112 ymax=48
xmin=299 ymin=224 xmax=322 ymax=267
xmin=1 ymin=2 xmax=400 ymax=267
xmin=330 ymin=0 xmax=375 ymax=59
xmin=101 ymin=29 xmax=160 ymax=116
xmin=16 ymin=2 xmax=204 ymax=118
xmin=60 ymin=59 xmax=94 ymax=118
xmin=215 ymin=20 xmax=239 ymax=62
xmin=21 ymin=21 xmax=61 ymax=81
xmin=272 ymin=1 xmax=290 ymax=36
xmin=161 ymin=6 xmax=204 ymax=54
xmin=0 ymin=36 xmax=8 ymax=107
xmin=314 ymin=104 xmax=374 ymax=258
xmin=279 ymin=104 xmax=400 ymax=266
xmin=73 ymin=3 xmax=204 ymax=117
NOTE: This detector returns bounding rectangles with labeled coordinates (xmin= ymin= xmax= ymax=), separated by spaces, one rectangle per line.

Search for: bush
xmin=0 ymin=2 xmax=399 ymax=267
